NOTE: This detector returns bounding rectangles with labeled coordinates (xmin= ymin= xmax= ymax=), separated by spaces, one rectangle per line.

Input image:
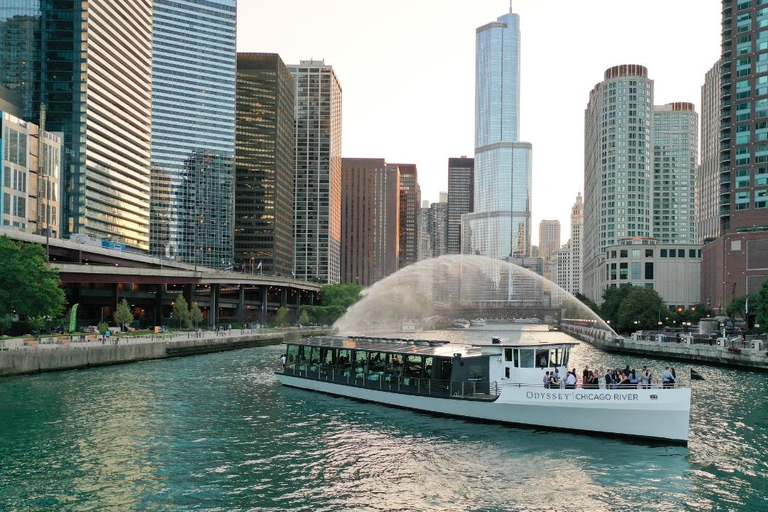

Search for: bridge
xmin=434 ymin=302 xmax=562 ymax=323
xmin=3 ymin=229 xmax=321 ymax=329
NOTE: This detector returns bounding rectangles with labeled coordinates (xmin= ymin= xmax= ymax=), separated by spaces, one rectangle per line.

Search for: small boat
xmin=451 ymin=319 xmax=471 ymax=329
xmin=470 ymin=318 xmax=486 ymax=327
xmin=276 ymin=335 xmax=692 ymax=444
xmin=690 ymin=368 xmax=705 ymax=381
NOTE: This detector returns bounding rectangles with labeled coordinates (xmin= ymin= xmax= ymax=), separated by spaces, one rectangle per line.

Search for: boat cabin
xmin=281 ymin=336 xmax=577 ymax=399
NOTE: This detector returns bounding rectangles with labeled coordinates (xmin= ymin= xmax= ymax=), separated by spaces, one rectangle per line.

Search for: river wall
xmin=0 ymin=330 xmax=327 ymax=378
xmin=561 ymin=324 xmax=768 ymax=372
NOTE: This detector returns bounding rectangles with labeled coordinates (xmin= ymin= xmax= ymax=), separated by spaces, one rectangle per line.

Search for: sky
xmin=237 ymin=0 xmax=721 ymax=246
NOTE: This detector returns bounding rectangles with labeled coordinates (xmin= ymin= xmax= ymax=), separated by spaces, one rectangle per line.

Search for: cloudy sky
xmin=237 ymin=0 xmax=721 ymax=245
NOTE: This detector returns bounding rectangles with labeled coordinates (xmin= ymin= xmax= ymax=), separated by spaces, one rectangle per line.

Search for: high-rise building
xmin=652 ymin=103 xmax=699 ymax=244
xmin=150 ymin=0 xmax=236 ymax=269
xmin=463 ymin=7 xmax=533 ymax=260
xmin=419 ymin=199 xmax=432 ymax=261
xmin=393 ymin=163 xmax=420 ymax=269
xmin=0 ymin=1 xmax=152 ymax=250
xmin=699 ymin=61 xmax=722 ymax=244
xmin=701 ymin=2 xmax=768 ymax=313
xmin=235 ymin=53 xmax=295 ymax=276
xmin=583 ymin=65 xmax=654 ymax=302
xmin=447 ymin=157 xmax=474 ymax=255
xmin=1 ymin=111 xmax=63 ymax=236
xmin=538 ymin=220 xmax=561 ymax=263
xmin=340 ymin=158 xmax=399 ymax=286
xmin=553 ymin=193 xmax=584 ymax=297
xmin=289 ymin=60 xmax=342 ymax=284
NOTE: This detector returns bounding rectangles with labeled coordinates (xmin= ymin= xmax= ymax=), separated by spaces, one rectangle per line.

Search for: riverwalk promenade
xmin=561 ymin=323 xmax=768 ymax=372
xmin=0 ymin=327 xmax=330 ymax=378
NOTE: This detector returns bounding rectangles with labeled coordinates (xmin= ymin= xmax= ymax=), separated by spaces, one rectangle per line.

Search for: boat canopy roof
xmin=290 ymin=336 xmax=576 ymax=359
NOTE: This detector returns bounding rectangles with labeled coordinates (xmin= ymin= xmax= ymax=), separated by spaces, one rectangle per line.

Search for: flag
xmin=256 ymin=261 xmax=262 ymax=270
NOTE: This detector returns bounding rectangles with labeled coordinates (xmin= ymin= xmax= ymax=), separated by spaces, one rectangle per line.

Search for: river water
xmin=1 ymin=325 xmax=767 ymax=511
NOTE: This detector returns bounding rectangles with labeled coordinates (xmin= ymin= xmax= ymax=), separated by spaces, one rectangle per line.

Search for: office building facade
xmin=538 ymin=220 xmax=561 ymax=264
xmin=1 ymin=111 xmax=62 ymax=235
xmin=340 ymin=158 xmax=399 ymax=286
xmin=235 ymin=53 xmax=295 ymax=276
xmin=699 ymin=61 xmax=722 ymax=243
xmin=447 ymin=157 xmax=474 ymax=255
xmin=0 ymin=1 xmax=152 ymax=250
xmin=289 ymin=60 xmax=342 ymax=284
xmin=463 ymin=8 xmax=533 ymax=260
xmin=652 ymin=103 xmax=699 ymax=244
xmin=583 ymin=64 xmax=654 ymax=302
xmin=701 ymin=1 xmax=768 ymax=311
xmin=150 ymin=0 xmax=237 ymax=268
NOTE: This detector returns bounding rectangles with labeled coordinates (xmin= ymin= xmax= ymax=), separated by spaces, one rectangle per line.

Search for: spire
xmin=510 ymin=0 xmax=513 ymax=12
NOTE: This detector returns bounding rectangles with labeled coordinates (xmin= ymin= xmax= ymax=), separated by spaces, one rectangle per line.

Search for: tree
xmin=114 ymin=299 xmax=134 ymax=332
xmin=0 ymin=315 xmax=11 ymax=336
xmin=616 ymin=287 xmax=666 ymax=333
xmin=270 ymin=307 xmax=290 ymax=327
xmin=320 ymin=284 xmax=364 ymax=308
xmin=756 ymin=277 xmax=768 ymax=332
xmin=97 ymin=322 xmax=109 ymax=335
xmin=298 ymin=310 xmax=311 ymax=326
xmin=28 ymin=316 xmax=46 ymax=335
xmin=0 ymin=236 xmax=66 ymax=321
xmin=172 ymin=294 xmax=192 ymax=330
xmin=600 ymin=286 xmax=634 ymax=325
xmin=725 ymin=293 xmax=759 ymax=321
xmin=190 ymin=301 xmax=204 ymax=329
xmin=574 ymin=293 xmax=599 ymax=314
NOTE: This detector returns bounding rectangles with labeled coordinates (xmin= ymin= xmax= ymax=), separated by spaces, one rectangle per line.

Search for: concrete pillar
xmin=155 ymin=283 xmax=164 ymax=327
xmin=280 ymin=287 xmax=288 ymax=308
xmin=237 ymin=284 xmax=246 ymax=319
xmin=209 ymin=284 xmax=218 ymax=328
xmin=262 ymin=285 xmax=269 ymax=323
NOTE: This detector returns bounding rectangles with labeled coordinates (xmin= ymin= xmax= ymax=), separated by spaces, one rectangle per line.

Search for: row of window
xmin=607 ymin=248 xmax=701 ymax=259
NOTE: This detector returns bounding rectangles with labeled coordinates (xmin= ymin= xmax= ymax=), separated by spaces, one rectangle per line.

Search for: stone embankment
xmin=561 ymin=323 xmax=768 ymax=372
xmin=0 ymin=328 xmax=330 ymax=377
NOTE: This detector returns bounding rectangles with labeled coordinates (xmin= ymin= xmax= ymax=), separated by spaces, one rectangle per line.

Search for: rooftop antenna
xmin=509 ymin=0 xmax=513 ymax=12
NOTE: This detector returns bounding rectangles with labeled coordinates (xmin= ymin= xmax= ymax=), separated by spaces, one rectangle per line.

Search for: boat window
xmin=432 ymin=357 xmax=452 ymax=380
xmin=354 ymin=350 xmax=368 ymax=371
xmin=308 ymin=347 xmax=319 ymax=366
xmin=405 ymin=355 xmax=423 ymax=378
xmin=562 ymin=347 xmax=570 ymax=367
xmin=337 ymin=349 xmax=351 ymax=369
xmin=505 ymin=367 xmax=510 ymax=379
xmin=321 ymin=348 xmax=336 ymax=367
xmin=369 ymin=352 xmax=386 ymax=372
xmin=297 ymin=345 xmax=307 ymax=364
xmin=286 ymin=344 xmax=299 ymax=368
xmin=504 ymin=348 xmax=513 ymax=362
xmin=550 ymin=349 xmax=561 ymax=367
xmin=514 ymin=349 xmax=520 ymax=367
xmin=519 ymin=349 xmax=534 ymax=368
xmin=424 ymin=356 xmax=433 ymax=378
xmin=536 ymin=349 xmax=549 ymax=368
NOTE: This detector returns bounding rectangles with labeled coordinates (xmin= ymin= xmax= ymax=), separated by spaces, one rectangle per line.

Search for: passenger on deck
xmin=543 ymin=371 xmax=551 ymax=388
xmin=564 ymin=370 xmax=577 ymax=389
xmin=628 ymin=369 xmax=639 ymax=388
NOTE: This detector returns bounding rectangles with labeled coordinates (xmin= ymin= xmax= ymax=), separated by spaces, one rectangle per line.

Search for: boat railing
xmin=501 ymin=382 xmax=685 ymax=390
xmin=282 ymin=365 xmax=502 ymax=399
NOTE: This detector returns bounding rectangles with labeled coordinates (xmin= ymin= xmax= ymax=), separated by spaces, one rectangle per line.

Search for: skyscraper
xmin=340 ymin=158 xmax=399 ymax=286
xmin=289 ymin=60 xmax=342 ymax=284
xmin=698 ymin=61 xmax=722 ymax=244
xmin=652 ymin=103 xmax=699 ymax=244
xmin=0 ymin=1 xmax=152 ymax=250
xmin=583 ymin=65 xmax=654 ymax=301
xmin=150 ymin=0 xmax=237 ymax=268
xmin=235 ymin=53 xmax=295 ymax=276
xmin=447 ymin=157 xmax=474 ymax=255
xmin=700 ymin=1 xmax=768 ymax=312
xmin=393 ymin=163 xmax=420 ymax=269
xmin=538 ymin=220 xmax=561 ymax=264
xmin=552 ymin=193 xmax=583 ymax=297
xmin=463 ymin=7 xmax=533 ymax=260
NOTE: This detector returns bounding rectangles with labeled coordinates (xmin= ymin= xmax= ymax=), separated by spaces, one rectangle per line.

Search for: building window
xmin=645 ymin=249 xmax=653 ymax=257
xmin=631 ymin=262 xmax=641 ymax=280
xmin=645 ymin=262 xmax=654 ymax=280
xmin=660 ymin=249 xmax=667 ymax=257
xmin=619 ymin=262 xmax=628 ymax=279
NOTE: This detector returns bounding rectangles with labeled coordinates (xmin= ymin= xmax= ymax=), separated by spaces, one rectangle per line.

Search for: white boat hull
xmin=276 ymin=374 xmax=690 ymax=444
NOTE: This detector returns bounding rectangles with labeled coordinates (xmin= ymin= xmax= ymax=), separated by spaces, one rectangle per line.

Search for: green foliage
xmin=726 ymin=293 xmax=759 ymax=321
xmin=97 ymin=322 xmax=109 ymax=335
xmin=28 ymin=316 xmax=46 ymax=335
xmin=190 ymin=301 xmax=204 ymax=328
xmin=0 ymin=315 xmax=11 ymax=335
xmin=0 ymin=236 xmax=66 ymax=321
xmin=756 ymin=277 xmax=768 ymax=331
xmin=172 ymin=294 xmax=192 ymax=329
xmin=269 ymin=307 xmax=290 ymax=327
xmin=298 ymin=310 xmax=311 ymax=326
xmin=113 ymin=299 xmax=134 ymax=331
xmin=320 ymin=284 xmax=364 ymax=308
xmin=299 ymin=305 xmax=345 ymax=326
xmin=599 ymin=285 xmax=634 ymax=325
xmin=616 ymin=287 xmax=666 ymax=332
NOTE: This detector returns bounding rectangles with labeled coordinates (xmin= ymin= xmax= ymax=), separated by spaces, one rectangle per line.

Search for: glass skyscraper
xmin=463 ymin=8 xmax=533 ymax=260
xmin=150 ymin=0 xmax=236 ymax=269
xmin=1 ymin=1 xmax=152 ymax=249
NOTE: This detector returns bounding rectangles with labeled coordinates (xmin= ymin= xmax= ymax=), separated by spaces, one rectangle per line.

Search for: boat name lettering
xmin=525 ymin=391 xmax=640 ymax=401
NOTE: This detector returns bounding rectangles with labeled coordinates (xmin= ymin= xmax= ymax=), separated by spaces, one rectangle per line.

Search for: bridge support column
xmin=280 ymin=287 xmax=288 ymax=308
xmin=237 ymin=284 xmax=246 ymax=320
xmin=261 ymin=285 xmax=268 ymax=324
xmin=209 ymin=284 xmax=219 ymax=328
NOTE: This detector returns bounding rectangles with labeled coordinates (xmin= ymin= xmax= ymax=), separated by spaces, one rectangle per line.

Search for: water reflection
xmin=1 ymin=326 xmax=767 ymax=511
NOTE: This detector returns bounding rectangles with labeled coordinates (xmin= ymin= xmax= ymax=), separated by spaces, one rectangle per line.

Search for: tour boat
xmin=276 ymin=335 xmax=692 ymax=444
